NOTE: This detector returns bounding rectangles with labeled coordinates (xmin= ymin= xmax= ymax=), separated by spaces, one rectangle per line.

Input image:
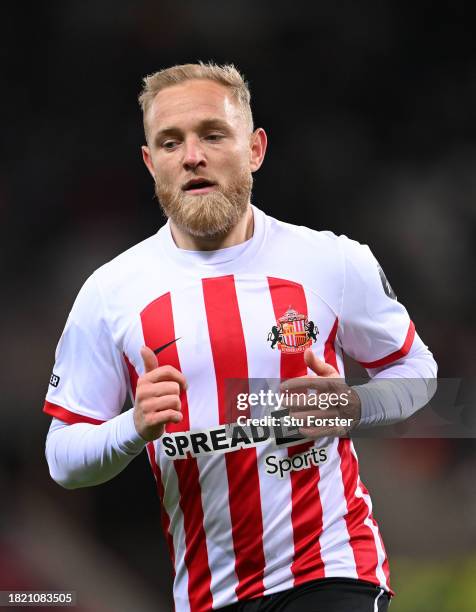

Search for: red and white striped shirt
xmin=44 ymin=206 xmax=422 ymax=610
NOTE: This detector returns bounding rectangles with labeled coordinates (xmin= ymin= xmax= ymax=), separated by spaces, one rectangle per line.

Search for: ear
xmin=249 ymin=128 xmax=267 ymax=173
xmin=141 ymin=145 xmax=156 ymax=179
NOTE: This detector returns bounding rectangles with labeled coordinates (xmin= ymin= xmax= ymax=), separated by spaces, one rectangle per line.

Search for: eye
xmin=162 ymin=140 xmax=179 ymax=150
xmin=204 ymin=133 xmax=224 ymax=142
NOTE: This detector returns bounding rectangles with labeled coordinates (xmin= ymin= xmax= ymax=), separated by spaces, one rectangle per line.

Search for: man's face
xmin=142 ymin=79 xmax=261 ymax=240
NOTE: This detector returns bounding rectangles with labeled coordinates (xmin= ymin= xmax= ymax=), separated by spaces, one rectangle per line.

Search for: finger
xmin=304 ymin=349 xmax=340 ymax=377
xmin=298 ymin=426 xmax=349 ymax=439
xmin=140 ymin=395 xmax=182 ymax=414
xmin=146 ymin=408 xmax=184 ymax=430
xmin=281 ymin=376 xmax=337 ymax=394
xmin=141 ymin=364 xmax=188 ymax=390
xmin=154 ymin=381 xmax=181 ymax=397
xmin=141 ymin=345 xmax=158 ymax=374
xmin=137 ymin=381 xmax=181 ymax=399
xmin=289 ymin=407 xmax=341 ymax=420
xmin=292 ymin=409 xmax=354 ymax=439
xmin=290 ymin=408 xmax=345 ymax=427
xmin=156 ymin=409 xmax=183 ymax=424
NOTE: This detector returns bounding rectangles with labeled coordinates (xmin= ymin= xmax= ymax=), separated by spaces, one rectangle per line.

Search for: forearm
xmin=353 ymin=334 xmax=438 ymax=427
xmin=45 ymin=408 xmax=147 ymax=489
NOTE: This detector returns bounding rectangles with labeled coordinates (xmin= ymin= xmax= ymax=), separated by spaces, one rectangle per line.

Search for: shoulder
xmin=96 ymin=232 xmax=161 ymax=277
xmin=67 ymin=231 xmax=165 ymax=320
xmin=262 ymin=209 xmax=368 ymax=265
xmin=265 ymin=210 xmax=338 ymax=244
xmin=89 ymin=231 xmax=163 ymax=294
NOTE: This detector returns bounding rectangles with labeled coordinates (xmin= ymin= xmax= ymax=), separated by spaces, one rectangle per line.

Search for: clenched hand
xmin=133 ymin=346 xmax=187 ymax=441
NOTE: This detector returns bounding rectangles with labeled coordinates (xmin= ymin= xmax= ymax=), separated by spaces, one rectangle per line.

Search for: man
xmin=44 ymin=63 xmax=437 ymax=612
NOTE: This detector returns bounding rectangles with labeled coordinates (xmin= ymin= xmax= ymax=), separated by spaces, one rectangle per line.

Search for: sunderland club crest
xmin=267 ymin=306 xmax=318 ymax=354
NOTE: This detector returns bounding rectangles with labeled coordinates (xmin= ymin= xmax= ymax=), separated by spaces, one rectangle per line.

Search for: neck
xmin=169 ymin=205 xmax=254 ymax=251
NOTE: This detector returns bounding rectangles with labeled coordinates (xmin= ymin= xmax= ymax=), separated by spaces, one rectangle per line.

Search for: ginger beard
xmin=154 ymin=167 xmax=253 ymax=239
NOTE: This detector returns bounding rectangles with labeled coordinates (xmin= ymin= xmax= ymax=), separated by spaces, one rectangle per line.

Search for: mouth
xmin=182 ymin=178 xmax=217 ymax=194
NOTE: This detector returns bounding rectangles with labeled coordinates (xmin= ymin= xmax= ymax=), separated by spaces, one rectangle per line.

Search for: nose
xmin=182 ymin=136 xmax=206 ymax=171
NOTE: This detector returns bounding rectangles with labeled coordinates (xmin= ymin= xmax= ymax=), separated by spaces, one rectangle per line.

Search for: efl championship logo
xmin=267 ymin=307 xmax=318 ymax=354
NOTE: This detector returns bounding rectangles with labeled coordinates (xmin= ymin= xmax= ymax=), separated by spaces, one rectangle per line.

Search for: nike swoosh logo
xmin=153 ymin=337 xmax=181 ymax=355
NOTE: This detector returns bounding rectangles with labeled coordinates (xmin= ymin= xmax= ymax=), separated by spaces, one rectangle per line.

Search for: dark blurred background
xmin=1 ymin=1 xmax=475 ymax=611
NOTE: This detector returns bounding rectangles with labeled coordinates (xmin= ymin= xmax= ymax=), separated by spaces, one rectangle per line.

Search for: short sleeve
xmin=338 ymin=236 xmax=415 ymax=367
xmin=43 ymin=274 xmax=128 ymax=424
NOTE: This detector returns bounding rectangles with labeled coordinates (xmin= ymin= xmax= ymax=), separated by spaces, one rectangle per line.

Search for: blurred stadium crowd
xmin=1 ymin=2 xmax=475 ymax=610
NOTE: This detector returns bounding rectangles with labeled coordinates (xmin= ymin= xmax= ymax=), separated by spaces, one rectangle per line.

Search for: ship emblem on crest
xmin=267 ymin=306 xmax=318 ymax=353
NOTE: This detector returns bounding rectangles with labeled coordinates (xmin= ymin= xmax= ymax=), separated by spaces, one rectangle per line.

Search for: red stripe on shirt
xmin=141 ymin=293 xmax=190 ymax=433
xmin=43 ymin=401 xmax=105 ymax=425
xmin=323 ymin=319 xmax=384 ymax=584
xmin=358 ymin=478 xmax=393 ymax=594
xmin=381 ymin=543 xmax=392 ymax=591
xmin=338 ymin=439 xmax=381 ymax=584
xmin=147 ymin=442 xmax=176 ymax=570
xmin=358 ymin=320 xmax=415 ymax=368
xmin=267 ymin=277 xmax=324 ymax=585
xmin=123 ymin=353 xmax=139 ymax=396
xmin=202 ymin=275 xmax=266 ymax=601
xmin=123 ymin=353 xmax=176 ymax=573
xmin=141 ymin=292 xmax=213 ymax=612
xmin=324 ymin=316 xmax=339 ymax=371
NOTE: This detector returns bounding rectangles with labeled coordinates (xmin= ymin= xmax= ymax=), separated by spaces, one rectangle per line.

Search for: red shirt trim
xmin=43 ymin=400 xmax=105 ymax=425
xmin=358 ymin=320 xmax=415 ymax=369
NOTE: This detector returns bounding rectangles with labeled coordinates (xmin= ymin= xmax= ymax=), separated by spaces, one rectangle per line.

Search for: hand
xmin=133 ymin=346 xmax=187 ymax=441
xmin=280 ymin=349 xmax=361 ymax=438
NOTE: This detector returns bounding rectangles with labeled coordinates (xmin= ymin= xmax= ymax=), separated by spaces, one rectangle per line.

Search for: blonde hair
xmin=138 ymin=61 xmax=254 ymax=137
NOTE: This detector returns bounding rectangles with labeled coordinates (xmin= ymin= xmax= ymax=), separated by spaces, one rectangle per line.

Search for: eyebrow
xmin=153 ymin=118 xmax=231 ymax=146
